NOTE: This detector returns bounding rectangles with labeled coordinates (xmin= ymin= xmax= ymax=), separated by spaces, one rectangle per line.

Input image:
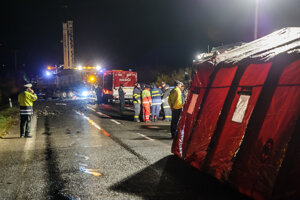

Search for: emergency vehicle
xmin=100 ymin=70 xmax=137 ymax=103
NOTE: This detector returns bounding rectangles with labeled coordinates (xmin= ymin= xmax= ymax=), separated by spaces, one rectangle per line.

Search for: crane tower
xmin=62 ymin=20 xmax=74 ymax=69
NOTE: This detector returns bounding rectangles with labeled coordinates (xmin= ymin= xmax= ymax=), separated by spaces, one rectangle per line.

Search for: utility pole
xmin=254 ymin=0 xmax=259 ymax=40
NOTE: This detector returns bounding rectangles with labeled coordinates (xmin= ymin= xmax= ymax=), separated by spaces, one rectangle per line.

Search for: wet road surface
xmin=0 ymin=100 xmax=249 ymax=200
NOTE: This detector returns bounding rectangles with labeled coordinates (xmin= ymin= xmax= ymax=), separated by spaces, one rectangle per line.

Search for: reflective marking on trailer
xmin=111 ymin=119 xmax=121 ymax=125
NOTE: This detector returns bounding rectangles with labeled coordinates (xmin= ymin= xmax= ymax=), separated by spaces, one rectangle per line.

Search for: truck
xmin=37 ymin=66 xmax=98 ymax=100
xmin=100 ymin=70 xmax=137 ymax=103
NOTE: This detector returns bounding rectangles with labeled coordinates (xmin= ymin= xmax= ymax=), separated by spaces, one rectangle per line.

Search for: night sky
xmin=2 ymin=0 xmax=300 ymax=80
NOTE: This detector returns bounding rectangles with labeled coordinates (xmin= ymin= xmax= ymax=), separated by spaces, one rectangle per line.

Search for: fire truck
xmin=100 ymin=70 xmax=137 ymax=103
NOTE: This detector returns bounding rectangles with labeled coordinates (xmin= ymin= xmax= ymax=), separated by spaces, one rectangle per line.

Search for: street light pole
xmin=254 ymin=0 xmax=259 ymax=40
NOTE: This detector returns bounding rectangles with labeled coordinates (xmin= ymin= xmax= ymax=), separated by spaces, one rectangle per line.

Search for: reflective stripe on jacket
xmin=133 ymin=87 xmax=142 ymax=104
xmin=20 ymin=106 xmax=33 ymax=115
xmin=18 ymin=91 xmax=37 ymax=115
xmin=142 ymin=89 xmax=152 ymax=104
xmin=168 ymin=86 xmax=183 ymax=110
xmin=162 ymin=88 xmax=171 ymax=107
xmin=150 ymin=86 xmax=162 ymax=105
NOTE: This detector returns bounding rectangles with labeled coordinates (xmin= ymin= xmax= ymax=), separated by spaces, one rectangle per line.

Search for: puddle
xmin=79 ymin=166 xmax=103 ymax=177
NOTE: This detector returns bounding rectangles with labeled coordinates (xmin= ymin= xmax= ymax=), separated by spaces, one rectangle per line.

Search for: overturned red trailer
xmin=172 ymin=27 xmax=300 ymax=200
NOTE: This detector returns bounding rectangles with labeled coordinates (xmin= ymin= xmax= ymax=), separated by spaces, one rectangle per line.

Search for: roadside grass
xmin=0 ymin=107 xmax=19 ymax=137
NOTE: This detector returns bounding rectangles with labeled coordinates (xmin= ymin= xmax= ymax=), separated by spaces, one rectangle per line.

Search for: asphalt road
xmin=0 ymin=100 xmax=250 ymax=200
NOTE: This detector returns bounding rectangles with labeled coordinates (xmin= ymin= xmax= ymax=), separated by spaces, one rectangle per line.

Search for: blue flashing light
xmin=45 ymin=71 xmax=51 ymax=77
xmin=82 ymin=91 xmax=89 ymax=97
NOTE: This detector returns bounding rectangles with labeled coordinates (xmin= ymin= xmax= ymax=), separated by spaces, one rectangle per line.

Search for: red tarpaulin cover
xmin=172 ymin=28 xmax=300 ymax=200
xmin=172 ymin=62 xmax=215 ymax=158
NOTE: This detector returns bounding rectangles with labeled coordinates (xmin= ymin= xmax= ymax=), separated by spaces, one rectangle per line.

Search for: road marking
xmin=87 ymin=106 xmax=96 ymax=111
xmin=97 ymin=111 xmax=111 ymax=119
xmin=16 ymin=115 xmax=37 ymax=200
xmin=135 ymin=132 xmax=171 ymax=148
xmin=75 ymin=153 xmax=89 ymax=160
xmin=75 ymin=110 xmax=111 ymax=137
xmin=110 ymin=119 xmax=121 ymax=125
xmin=136 ymin=132 xmax=154 ymax=141
xmin=56 ymin=103 xmax=67 ymax=106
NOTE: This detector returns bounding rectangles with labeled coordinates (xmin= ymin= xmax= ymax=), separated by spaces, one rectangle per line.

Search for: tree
xmin=156 ymin=67 xmax=192 ymax=86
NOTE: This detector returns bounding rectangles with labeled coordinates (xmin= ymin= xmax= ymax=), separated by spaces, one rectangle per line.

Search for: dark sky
xmin=2 ymin=0 xmax=300 ymax=78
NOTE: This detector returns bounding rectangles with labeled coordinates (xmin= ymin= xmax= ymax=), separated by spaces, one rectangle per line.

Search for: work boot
xmin=24 ymin=135 xmax=32 ymax=138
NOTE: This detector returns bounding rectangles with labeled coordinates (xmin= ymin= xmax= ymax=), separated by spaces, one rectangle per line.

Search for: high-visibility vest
xmin=168 ymin=87 xmax=183 ymax=110
xmin=142 ymin=89 xmax=152 ymax=105
xmin=18 ymin=91 xmax=37 ymax=115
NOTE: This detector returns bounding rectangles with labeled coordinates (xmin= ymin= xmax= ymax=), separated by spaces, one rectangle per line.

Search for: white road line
xmin=136 ymin=132 xmax=154 ymax=141
xmin=87 ymin=106 xmax=96 ymax=111
xmin=86 ymin=105 xmax=113 ymax=120
xmin=16 ymin=115 xmax=37 ymax=200
xmin=75 ymin=110 xmax=101 ymax=130
xmin=96 ymin=111 xmax=111 ymax=119
xmin=110 ymin=119 xmax=121 ymax=125
xmin=135 ymin=132 xmax=171 ymax=148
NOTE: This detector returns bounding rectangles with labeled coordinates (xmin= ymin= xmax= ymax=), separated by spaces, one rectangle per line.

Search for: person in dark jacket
xmin=162 ymin=84 xmax=172 ymax=122
xmin=95 ymin=86 xmax=102 ymax=105
xmin=133 ymin=82 xmax=142 ymax=122
xmin=161 ymin=81 xmax=166 ymax=93
xmin=118 ymin=84 xmax=125 ymax=114
xmin=150 ymin=83 xmax=162 ymax=121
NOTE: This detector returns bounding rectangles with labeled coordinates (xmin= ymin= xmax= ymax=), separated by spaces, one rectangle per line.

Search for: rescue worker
xmin=150 ymin=83 xmax=162 ymax=121
xmin=18 ymin=83 xmax=37 ymax=138
xmin=141 ymin=84 xmax=152 ymax=122
xmin=95 ymin=86 xmax=102 ymax=105
xmin=168 ymin=80 xmax=183 ymax=139
xmin=162 ymin=84 xmax=172 ymax=121
xmin=118 ymin=84 xmax=125 ymax=114
xmin=133 ymin=82 xmax=142 ymax=122
xmin=161 ymin=81 xmax=166 ymax=93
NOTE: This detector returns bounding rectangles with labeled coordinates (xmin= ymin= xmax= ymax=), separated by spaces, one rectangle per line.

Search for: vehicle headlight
xmin=82 ymin=91 xmax=89 ymax=96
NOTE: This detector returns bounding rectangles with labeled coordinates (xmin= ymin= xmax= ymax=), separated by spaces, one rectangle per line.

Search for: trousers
xmin=120 ymin=99 xmax=125 ymax=114
xmin=134 ymin=103 xmax=141 ymax=122
xmin=20 ymin=115 xmax=32 ymax=137
xmin=152 ymin=104 xmax=161 ymax=120
xmin=142 ymin=103 xmax=151 ymax=122
xmin=171 ymin=109 xmax=182 ymax=138
xmin=163 ymin=107 xmax=172 ymax=121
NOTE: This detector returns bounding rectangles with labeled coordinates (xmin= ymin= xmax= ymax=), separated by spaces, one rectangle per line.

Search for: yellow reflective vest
xmin=168 ymin=86 xmax=182 ymax=110
xmin=18 ymin=91 xmax=37 ymax=107
xmin=142 ymin=89 xmax=152 ymax=104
